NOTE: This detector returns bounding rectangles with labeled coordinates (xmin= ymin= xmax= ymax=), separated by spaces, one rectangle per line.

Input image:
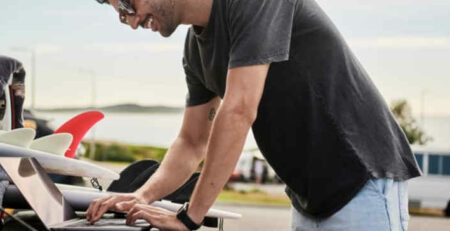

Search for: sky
xmin=0 ymin=0 xmax=449 ymax=116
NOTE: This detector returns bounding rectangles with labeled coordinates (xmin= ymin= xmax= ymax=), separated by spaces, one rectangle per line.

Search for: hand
xmin=126 ymin=204 xmax=189 ymax=231
xmin=86 ymin=192 xmax=146 ymax=224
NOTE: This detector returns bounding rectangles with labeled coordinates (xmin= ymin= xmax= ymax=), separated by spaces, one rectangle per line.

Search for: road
xmin=200 ymin=203 xmax=450 ymax=231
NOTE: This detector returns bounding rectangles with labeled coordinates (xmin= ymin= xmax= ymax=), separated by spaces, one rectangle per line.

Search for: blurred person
xmin=0 ymin=55 xmax=26 ymax=129
xmin=254 ymin=158 xmax=265 ymax=184
xmin=87 ymin=0 xmax=421 ymax=230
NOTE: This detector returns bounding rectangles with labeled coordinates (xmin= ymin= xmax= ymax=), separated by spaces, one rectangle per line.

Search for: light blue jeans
xmin=292 ymin=178 xmax=409 ymax=231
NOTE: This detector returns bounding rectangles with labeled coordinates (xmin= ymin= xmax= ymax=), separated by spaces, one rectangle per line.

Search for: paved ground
xmin=201 ymin=203 xmax=450 ymax=231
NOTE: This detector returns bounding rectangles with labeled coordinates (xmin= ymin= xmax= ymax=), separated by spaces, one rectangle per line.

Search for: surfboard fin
xmin=0 ymin=128 xmax=36 ymax=148
xmin=29 ymin=133 xmax=73 ymax=155
xmin=54 ymin=111 xmax=104 ymax=158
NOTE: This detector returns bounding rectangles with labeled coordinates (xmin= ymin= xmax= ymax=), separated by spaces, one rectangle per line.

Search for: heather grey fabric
xmin=0 ymin=55 xmax=25 ymax=128
xmin=0 ymin=56 xmax=23 ymax=96
xmin=182 ymin=0 xmax=421 ymax=218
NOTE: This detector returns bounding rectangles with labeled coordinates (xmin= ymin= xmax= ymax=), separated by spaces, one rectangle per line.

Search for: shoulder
xmin=183 ymin=28 xmax=200 ymax=64
xmin=226 ymin=0 xmax=298 ymax=26
xmin=0 ymin=56 xmax=22 ymax=75
xmin=228 ymin=0 xmax=297 ymax=11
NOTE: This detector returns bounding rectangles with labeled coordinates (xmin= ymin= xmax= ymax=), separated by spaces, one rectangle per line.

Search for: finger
xmin=86 ymin=196 xmax=111 ymax=221
xmin=91 ymin=196 xmax=121 ymax=222
xmin=115 ymin=199 xmax=137 ymax=211
xmin=128 ymin=204 xmax=160 ymax=217
xmin=126 ymin=204 xmax=157 ymax=224
xmin=127 ymin=210 xmax=144 ymax=225
xmin=126 ymin=204 xmax=140 ymax=220
xmin=127 ymin=210 xmax=156 ymax=226
xmin=86 ymin=200 xmax=95 ymax=221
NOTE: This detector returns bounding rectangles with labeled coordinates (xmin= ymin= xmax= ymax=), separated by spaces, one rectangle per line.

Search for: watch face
xmin=177 ymin=202 xmax=188 ymax=214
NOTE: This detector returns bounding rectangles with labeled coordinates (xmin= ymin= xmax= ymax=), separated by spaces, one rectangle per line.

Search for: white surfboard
xmin=5 ymin=185 xmax=242 ymax=219
xmin=0 ymin=128 xmax=36 ymax=148
xmin=63 ymin=190 xmax=242 ymax=219
xmin=29 ymin=133 xmax=73 ymax=155
xmin=1 ymin=85 xmax=12 ymax=131
xmin=59 ymin=187 xmax=242 ymax=219
xmin=0 ymin=143 xmax=119 ymax=180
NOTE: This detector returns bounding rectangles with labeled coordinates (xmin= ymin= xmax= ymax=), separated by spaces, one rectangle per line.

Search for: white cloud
xmin=348 ymin=37 xmax=450 ymax=49
xmin=36 ymin=45 xmax=63 ymax=55
xmin=10 ymin=42 xmax=183 ymax=57
xmin=83 ymin=42 xmax=183 ymax=53
xmin=42 ymin=10 xmax=97 ymax=17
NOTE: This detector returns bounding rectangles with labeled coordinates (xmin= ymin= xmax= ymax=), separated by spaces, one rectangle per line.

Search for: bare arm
xmin=188 ymin=64 xmax=269 ymax=223
xmin=124 ymin=65 xmax=269 ymax=229
xmin=135 ymin=97 xmax=221 ymax=203
xmin=87 ymin=97 xmax=220 ymax=222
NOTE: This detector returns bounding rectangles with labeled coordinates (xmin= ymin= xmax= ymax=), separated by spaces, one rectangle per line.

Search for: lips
xmin=141 ymin=14 xmax=157 ymax=31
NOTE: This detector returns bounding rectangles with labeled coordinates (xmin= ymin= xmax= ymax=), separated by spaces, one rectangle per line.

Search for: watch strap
xmin=176 ymin=203 xmax=202 ymax=230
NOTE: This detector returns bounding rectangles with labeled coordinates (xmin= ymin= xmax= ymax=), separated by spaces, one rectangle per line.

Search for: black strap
xmin=176 ymin=203 xmax=202 ymax=230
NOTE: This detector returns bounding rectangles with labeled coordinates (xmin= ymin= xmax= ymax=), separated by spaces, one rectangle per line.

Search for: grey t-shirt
xmin=183 ymin=0 xmax=421 ymax=218
xmin=0 ymin=56 xmax=22 ymax=95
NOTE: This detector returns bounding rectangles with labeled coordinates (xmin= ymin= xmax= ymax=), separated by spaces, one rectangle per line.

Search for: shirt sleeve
xmin=183 ymin=57 xmax=217 ymax=107
xmin=227 ymin=0 xmax=297 ymax=68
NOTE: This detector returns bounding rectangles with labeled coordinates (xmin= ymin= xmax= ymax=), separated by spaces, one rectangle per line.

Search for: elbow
xmin=220 ymin=102 xmax=258 ymax=127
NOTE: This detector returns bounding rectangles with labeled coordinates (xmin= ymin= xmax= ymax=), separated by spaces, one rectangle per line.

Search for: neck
xmin=179 ymin=0 xmax=213 ymax=27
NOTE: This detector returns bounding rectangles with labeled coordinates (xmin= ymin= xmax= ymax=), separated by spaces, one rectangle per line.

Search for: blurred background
xmin=1 ymin=0 xmax=450 ymax=230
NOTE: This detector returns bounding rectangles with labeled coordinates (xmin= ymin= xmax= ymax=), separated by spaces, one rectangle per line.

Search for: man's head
xmin=102 ymin=0 xmax=181 ymax=37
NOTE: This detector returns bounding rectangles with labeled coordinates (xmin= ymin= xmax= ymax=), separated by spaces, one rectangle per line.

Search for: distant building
xmin=409 ymin=146 xmax=450 ymax=215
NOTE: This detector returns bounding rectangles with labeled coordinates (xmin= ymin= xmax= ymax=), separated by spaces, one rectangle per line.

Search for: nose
xmin=129 ymin=15 xmax=141 ymax=30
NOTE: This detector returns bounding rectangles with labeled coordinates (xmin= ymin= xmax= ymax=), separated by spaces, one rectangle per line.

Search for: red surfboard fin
xmin=54 ymin=111 xmax=104 ymax=158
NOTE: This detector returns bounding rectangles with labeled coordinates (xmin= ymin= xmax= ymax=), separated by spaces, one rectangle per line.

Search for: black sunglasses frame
xmin=96 ymin=0 xmax=150 ymax=28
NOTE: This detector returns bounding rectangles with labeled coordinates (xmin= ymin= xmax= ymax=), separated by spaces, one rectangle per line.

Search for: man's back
xmin=182 ymin=0 xmax=421 ymax=218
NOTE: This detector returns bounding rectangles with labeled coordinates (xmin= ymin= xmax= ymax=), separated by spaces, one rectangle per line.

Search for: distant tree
xmin=390 ymin=99 xmax=431 ymax=145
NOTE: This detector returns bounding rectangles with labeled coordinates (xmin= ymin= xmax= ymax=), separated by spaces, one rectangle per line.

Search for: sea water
xmin=36 ymin=112 xmax=259 ymax=149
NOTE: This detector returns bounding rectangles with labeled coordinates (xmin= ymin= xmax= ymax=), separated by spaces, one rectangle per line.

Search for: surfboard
xmin=0 ymin=143 xmax=119 ymax=180
xmin=54 ymin=111 xmax=104 ymax=158
xmin=29 ymin=133 xmax=73 ymax=155
xmin=0 ymin=128 xmax=36 ymax=148
xmin=1 ymin=85 xmax=12 ymax=131
xmin=4 ymin=185 xmax=242 ymax=219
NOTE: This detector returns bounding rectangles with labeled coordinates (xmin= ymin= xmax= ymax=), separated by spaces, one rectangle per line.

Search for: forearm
xmin=188 ymin=108 xmax=253 ymax=223
xmin=136 ymin=136 xmax=206 ymax=203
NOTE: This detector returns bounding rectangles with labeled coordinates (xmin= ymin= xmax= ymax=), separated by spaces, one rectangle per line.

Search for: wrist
xmin=186 ymin=208 xmax=204 ymax=225
xmin=134 ymin=189 xmax=154 ymax=204
xmin=176 ymin=202 xmax=203 ymax=230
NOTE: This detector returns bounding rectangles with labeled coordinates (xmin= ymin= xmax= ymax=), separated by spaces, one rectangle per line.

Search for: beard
xmin=148 ymin=0 xmax=179 ymax=37
xmin=159 ymin=17 xmax=178 ymax=37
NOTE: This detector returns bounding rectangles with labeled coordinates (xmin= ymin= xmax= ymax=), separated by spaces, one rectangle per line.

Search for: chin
xmin=160 ymin=31 xmax=171 ymax=38
xmin=159 ymin=24 xmax=178 ymax=38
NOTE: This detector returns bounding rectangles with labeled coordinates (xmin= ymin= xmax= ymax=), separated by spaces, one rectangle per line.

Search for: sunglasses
xmin=96 ymin=0 xmax=149 ymax=27
xmin=117 ymin=0 xmax=136 ymax=24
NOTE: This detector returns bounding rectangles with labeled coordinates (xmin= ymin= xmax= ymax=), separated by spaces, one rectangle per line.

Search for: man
xmin=87 ymin=0 xmax=421 ymax=230
xmin=0 ymin=56 xmax=26 ymax=129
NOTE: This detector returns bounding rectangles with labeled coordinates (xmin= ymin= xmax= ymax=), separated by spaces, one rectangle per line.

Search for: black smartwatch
xmin=176 ymin=202 xmax=203 ymax=230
